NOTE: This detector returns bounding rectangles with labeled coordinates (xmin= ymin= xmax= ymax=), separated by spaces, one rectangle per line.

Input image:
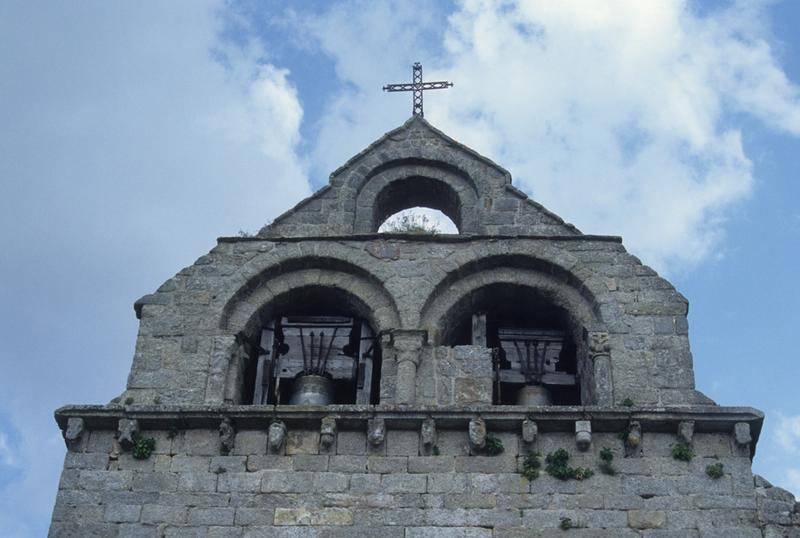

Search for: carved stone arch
xmin=351 ymin=160 xmax=482 ymax=234
xmin=420 ymin=268 xmax=601 ymax=346
xmin=348 ymin=157 xmax=481 ymax=198
xmin=214 ymin=259 xmax=401 ymax=405
xmin=220 ymin=256 xmax=401 ymax=335
xmin=222 ymin=268 xmax=401 ymax=338
xmin=419 ymin=252 xmax=611 ymax=327
xmin=419 ymin=257 xmax=613 ymax=406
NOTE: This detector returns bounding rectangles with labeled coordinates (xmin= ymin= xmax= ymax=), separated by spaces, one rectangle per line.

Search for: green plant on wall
xmin=132 ymin=434 xmax=156 ymax=460
xmin=559 ymin=517 xmax=573 ymax=530
xmin=521 ymin=452 xmax=542 ymax=481
xmin=706 ymin=462 xmax=724 ymax=479
xmin=598 ymin=446 xmax=616 ymax=475
xmin=545 ymin=449 xmax=594 ymax=481
xmin=484 ymin=433 xmax=505 ymax=456
xmin=617 ymin=423 xmax=632 ymax=442
xmin=671 ymin=442 xmax=694 ymax=462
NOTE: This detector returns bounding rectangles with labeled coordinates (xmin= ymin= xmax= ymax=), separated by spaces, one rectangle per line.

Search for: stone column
xmin=588 ymin=331 xmax=614 ymax=406
xmin=391 ymin=330 xmax=427 ymax=405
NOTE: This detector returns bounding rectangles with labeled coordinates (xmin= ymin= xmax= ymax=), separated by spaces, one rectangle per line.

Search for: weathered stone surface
xmin=267 ymin=421 xmax=287 ymax=454
xmin=48 ymin=115 xmax=787 ymax=537
xmin=628 ymin=509 xmax=666 ymax=529
xmin=274 ymin=507 xmax=353 ymax=526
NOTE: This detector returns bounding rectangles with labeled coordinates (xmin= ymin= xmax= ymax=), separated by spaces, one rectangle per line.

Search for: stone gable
xmin=49 ymin=117 xmax=798 ymax=537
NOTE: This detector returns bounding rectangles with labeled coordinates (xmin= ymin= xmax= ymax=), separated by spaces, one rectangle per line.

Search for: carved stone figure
xmin=268 ymin=421 xmax=287 ymax=454
xmin=468 ymin=417 xmax=487 ymax=453
xmin=117 ymin=418 xmax=139 ymax=451
xmin=420 ymin=418 xmax=437 ymax=454
xmin=63 ymin=417 xmax=85 ymax=450
xmin=319 ymin=416 xmax=337 ymax=452
xmin=219 ymin=418 xmax=235 ymax=455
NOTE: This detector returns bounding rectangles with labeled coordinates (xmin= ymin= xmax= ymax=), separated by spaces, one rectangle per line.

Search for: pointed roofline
xmin=329 ymin=115 xmax=513 ymax=179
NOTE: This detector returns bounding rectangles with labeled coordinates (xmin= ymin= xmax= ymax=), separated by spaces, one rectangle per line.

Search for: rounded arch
xmin=420 ymin=253 xmax=608 ymax=326
xmin=353 ymin=161 xmax=481 ymax=234
xmin=220 ymin=257 xmax=401 ymax=339
xmin=420 ymin=267 xmax=601 ymax=347
xmin=419 ymin=258 xmax=610 ymax=406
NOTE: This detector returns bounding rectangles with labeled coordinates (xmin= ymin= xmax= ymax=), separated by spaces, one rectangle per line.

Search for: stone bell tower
xmin=50 ymin=116 xmax=798 ymax=536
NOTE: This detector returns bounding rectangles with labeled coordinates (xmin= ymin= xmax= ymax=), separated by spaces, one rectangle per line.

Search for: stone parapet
xmin=50 ymin=404 xmax=776 ymax=537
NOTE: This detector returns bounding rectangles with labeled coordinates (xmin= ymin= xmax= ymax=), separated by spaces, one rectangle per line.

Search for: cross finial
xmin=383 ymin=62 xmax=453 ymax=117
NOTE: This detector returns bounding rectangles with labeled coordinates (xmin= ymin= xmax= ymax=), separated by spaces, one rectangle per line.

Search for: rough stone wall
xmin=259 ymin=116 xmax=579 ymax=238
xmin=52 ymin=421 xmax=778 ymax=538
xmin=415 ymin=347 xmax=494 ymax=406
xmin=129 ymin=235 xmax=704 ymax=408
xmin=51 ymin=114 xmax=800 ymax=537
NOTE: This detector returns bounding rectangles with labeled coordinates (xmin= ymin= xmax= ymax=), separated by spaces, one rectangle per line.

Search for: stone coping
xmin=55 ymin=404 xmax=762 ymax=447
xmin=218 ymin=233 xmax=624 ymax=244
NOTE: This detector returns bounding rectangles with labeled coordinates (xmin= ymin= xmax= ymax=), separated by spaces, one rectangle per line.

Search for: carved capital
xmin=588 ymin=331 xmax=611 ymax=359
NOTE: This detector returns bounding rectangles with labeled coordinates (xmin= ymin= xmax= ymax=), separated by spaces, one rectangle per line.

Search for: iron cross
xmin=383 ymin=62 xmax=453 ymax=117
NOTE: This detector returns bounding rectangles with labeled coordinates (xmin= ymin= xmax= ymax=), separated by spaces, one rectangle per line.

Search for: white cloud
xmin=0 ymin=2 xmax=310 ymax=535
xmin=291 ymin=0 xmax=800 ymax=274
xmin=775 ymin=414 xmax=800 ymax=453
xmin=0 ymin=433 xmax=15 ymax=467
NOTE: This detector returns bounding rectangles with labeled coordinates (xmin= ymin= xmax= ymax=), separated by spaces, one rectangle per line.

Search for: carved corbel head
xmin=522 ymin=419 xmax=538 ymax=445
xmin=420 ymin=418 xmax=437 ymax=454
xmin=320 ymin=416 xmax=337 ymax=452
xmin=63 ymin=417 xmax=85 ymax=451
xmin=117 ymin=418 xmax=139 ymax=451
xmin=219 ymin=418 xmax=235 ymax=455
xmin=367 ymin=418 xmax=386 ymax=447
xmin=468 ymin=417 xmax=487 ymax=453
xmin=268 ymin=421 xmax=287 ymax=454
xmin=575 ymin=420 xmax=592 ymax=451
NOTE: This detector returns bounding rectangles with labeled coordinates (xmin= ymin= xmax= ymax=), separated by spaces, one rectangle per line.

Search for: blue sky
xmin=1 ymin=1 xmax=799 ymax=535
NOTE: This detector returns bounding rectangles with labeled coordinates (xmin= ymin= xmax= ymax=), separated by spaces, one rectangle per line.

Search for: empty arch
xmin=353 ymin=161 xmax=480 ymax=233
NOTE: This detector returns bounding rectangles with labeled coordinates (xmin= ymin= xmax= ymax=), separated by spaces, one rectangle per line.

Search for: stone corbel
xmin=219 ymin=418 xmax=235 ymax=455
xmin=319 ymin=416 xmax=337 ymax=453
xmin=63 ymin=417 xmax=85 ymax=451
xmin=468 ymin=417 xmax=487 ymax=454
xmin=268 ymin=421 xmax=287 ymax=454
xmin=588 ymin=331 xmax=614 ymax=406
xmin=677 ymin=420 xmax=694 ymax=444
xmin=625 ymin=420 xmax=642 ymax=458
xmin=734 ymin=422 xmax=751 ymax=455
xmin=367 ymin=418 xmax=386 ymax=447
xmin=420 ymin=418 xmax=437 ymax=455
xmin=522 ymin=419 xmax=538 ymax=445
xmin=117 ymin=418 xmax=139 ymax=451
xmin=575 ymin=420 xmax=592 ymax=451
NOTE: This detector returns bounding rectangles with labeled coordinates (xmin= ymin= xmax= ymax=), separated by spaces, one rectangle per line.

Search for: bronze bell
xmin=516 ymin=384 xmax=552 ymax=406
xmin=288 ymin=374 xmax=334 ymax=405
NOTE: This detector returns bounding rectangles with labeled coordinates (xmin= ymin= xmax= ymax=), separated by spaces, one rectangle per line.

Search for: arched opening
xmin=439 ymin=283 xmax=582 ymax=406
xmin=378 ymin=207 xmax=459 ymax=234
xmin=372 ymin=176 xmax=462 ymax=233
xmin=240 ymin=286 xmax=382 ymax=406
